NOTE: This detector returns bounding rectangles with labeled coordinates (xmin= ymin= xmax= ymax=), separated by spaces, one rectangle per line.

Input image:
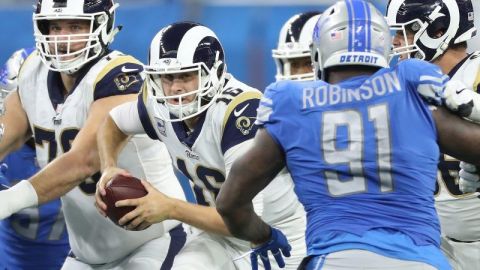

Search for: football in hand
xmin=101 ymin=174 xmax=147 ymax=226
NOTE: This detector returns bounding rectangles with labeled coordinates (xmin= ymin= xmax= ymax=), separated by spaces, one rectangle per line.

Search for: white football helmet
xmin=33 ymin=0 xmax=119 ymax=74
xmin=311 ymin=0 xmax=391 ymax=80
xmin=387 ymin=0 xmax=476 ymax=62
xmin=272 ymin=12 xmax=321 ymax=81
xmin=144 ymin=22 xmax=226 ymax=122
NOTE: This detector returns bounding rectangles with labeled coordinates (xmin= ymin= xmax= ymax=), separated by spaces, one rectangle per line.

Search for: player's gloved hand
xmin=0 ymin=48 xmax=34 ymax=92
xmin=250 ymin=227 xmax=291 ymax=270
xmin=459 ymin=161 xmax=480 ymax=193
xmin=442 ymin=80 xmax=474 ymax=118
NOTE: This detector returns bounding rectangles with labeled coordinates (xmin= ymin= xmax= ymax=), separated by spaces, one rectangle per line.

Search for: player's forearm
xmin=30 ymin=149 xmax=99 ymax=204
xmin=434 ymin=107 xmax=480 ymax=166
xmin=98 ymin=115 xmax=129 ymax=171
xmin=0 ymin=131 xmax=26 ymax=161
xmin=0 ymin=92 xmax=31 ymax=160
xmin=169 ymin=199 xmax=231 ymax=236
xmin=219 ymin=204 xmax=271 ymax=245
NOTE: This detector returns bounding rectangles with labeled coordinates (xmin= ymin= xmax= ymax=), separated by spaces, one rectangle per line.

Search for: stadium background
xmin=1 ymin=0 xmax=479 ymax=90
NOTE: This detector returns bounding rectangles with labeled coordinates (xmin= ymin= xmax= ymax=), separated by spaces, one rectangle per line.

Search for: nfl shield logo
xmin=156 ymin=118 xmax=167 ymax=136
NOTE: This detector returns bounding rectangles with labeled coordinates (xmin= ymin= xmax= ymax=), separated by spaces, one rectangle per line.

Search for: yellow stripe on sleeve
xmin=222 ymin=91 xmax=262 ymax=129
xmin=93 ymin=55 xmax=142 ymax=89
xmin=474 ymin=67 xmax=480 ymax=93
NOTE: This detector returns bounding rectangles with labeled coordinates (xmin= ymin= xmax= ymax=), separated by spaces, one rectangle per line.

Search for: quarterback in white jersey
xmin=95 ymin=22 xmax=306 ymax=270
xmin=0 ymin=0 xmax=187 ymax=269
xmin=388 ymin=0 xmax=480 ymax=269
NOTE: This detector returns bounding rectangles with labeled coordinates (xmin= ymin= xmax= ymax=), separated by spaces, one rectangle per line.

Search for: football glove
xmin=250 ymin=227 xmax=291 ymax=270
xmin=442 ymin=80 xmax=474 ymax=118
xmin=459 ymin=161 xmax=480 ymax=194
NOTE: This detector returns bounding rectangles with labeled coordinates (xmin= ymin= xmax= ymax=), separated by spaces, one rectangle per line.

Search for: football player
xmin=95 ymin=21 xmax=307 ymax=270
xmin=216 ymin=0 xmax=480 ymax=269
xmin=0 ymin=48 xmax=70 ymax=270
xmin=0 ymin=0 xmax=188 ymax=269
xmin=272 ymin=12 xmax=321 ymax=81
xmin=387 ymin=0 xmax=480 ymax=269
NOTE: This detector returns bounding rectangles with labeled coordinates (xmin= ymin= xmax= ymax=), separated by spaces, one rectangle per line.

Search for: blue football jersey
xmin=0 ymin=144 xmax=69 ymax=270
xmin=256 ymin=59 xmax=451 ymax=269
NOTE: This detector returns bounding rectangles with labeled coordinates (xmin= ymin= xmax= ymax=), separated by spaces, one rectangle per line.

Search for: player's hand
xmin=116 ymin=180 xmax=174 ymax=231
xmin=442 ymin=80 xmax=475 ymax=118
xmin=250 ymin=227 xmax=291 ymax=270
xmin=95 ymin=166 xmax=131 ymax=217
xmin=459 ymin=162 xmax=480 ymax=193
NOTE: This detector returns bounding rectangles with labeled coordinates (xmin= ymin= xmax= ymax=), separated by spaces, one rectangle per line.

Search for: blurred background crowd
xmin=1 ymin=0 xmax=479 ymax=90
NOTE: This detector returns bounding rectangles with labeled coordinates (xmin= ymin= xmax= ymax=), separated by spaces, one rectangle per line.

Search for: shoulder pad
xmin=93 ymin=55 xmax=143 ymax=100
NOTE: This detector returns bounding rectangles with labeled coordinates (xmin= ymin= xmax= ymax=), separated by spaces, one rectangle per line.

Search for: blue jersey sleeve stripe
xmin=137 ymin=88 xmax=160 ymax=140
xmin=417 ymin=82 xmax=446 ymax=89
xmin=419 ymin=75 xmax=447 ymax=84
xmin=255 ymin=104 xmax=273 ymax=126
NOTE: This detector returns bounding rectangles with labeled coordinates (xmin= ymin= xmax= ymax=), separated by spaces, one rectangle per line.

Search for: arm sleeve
xmin=109 ymin=101 xmax=146 ymax=136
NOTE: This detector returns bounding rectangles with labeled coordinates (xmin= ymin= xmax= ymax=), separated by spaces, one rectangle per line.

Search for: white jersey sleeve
xmin=110 ymin=100 xmax=145 ymax=136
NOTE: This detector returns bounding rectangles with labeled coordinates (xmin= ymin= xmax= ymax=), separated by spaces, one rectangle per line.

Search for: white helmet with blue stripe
xmin=311 ymin=0 xmax=391 ymax=80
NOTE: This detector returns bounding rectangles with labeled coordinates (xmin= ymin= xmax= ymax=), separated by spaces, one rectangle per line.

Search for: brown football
xmin=101 ymin=174 xmax=147 ymax=226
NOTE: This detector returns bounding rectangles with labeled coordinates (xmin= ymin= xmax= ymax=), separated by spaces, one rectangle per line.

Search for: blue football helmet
xmin=387 ymin=0 xmax=476 ymax=61
xmin=33 ymin=0 xmax=120 ymax=74
xmin=311 ymin=0 xmax=391 ymax=80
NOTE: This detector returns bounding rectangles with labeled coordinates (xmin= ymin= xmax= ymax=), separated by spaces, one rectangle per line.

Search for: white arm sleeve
xmin=109 ymin=101 xmax=146 ymax=136
xmin=224 ymin=139 xmax=264 ymax=217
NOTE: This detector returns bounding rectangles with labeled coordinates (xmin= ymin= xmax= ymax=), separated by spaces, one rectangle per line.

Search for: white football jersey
xmin=136 ymin=74 xmax=306 ymax=267
xmin=435 ymin=51 xmax=480 ymax=241
xmin=17 ymin=51 xmax=186 ymax=264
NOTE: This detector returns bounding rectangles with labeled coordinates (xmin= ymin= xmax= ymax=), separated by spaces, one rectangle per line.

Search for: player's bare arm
xmin=433 ymin=106 xmax=480 ymax=165
xmin=0 ymin=91 xmax=31 ymax=160
xmin=97 ymin=103 xmax=232 ymax=235
xmin=29 ymin=94 xmax=137 ymax=205
xmin=217 ymin=128 xmax=285 ymax=245
xmin=116 ymin=188 xmax=230 ymax=235
xmin=95 ymin=114 xmax=132 ymax=216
